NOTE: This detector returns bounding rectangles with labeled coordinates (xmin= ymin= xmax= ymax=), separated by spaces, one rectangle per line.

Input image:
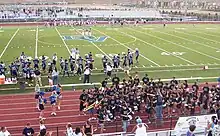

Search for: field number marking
xmin=161 ymin=52 xmax=186 ymax=56
xmin=95 ymin=53 xmax=121 ymax=58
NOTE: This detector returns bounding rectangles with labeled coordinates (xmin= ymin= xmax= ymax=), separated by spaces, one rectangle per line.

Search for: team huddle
xmin=101 ymin=48 xmax=140 ymax=75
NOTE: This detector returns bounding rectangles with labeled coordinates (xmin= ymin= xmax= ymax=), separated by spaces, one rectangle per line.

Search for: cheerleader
xmin=49 ymin=91 xmax=58 ymax=116
xmin=56 ymin=84 xmax=63 ymax=110
xmin=39 ymin=93 xmax=47 ymax=119
xmin=35 ymin=84 xmax=40 ymax=110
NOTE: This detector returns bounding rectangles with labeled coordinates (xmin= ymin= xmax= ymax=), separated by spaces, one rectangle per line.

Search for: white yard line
xmin=190 ymin=29 xmax=220 ymax=39
xmin=174 ymin=30 xmax=219 ymax=50
xmin=142 ymin=29 xmax=220 ymax=61
xmin=120 ymin=28 xmax=196 ymax=65
xmin=81 ymin=67 xmax=220 ymax=76
xmin=92 ymin=28 xmax=161 ymax=67
xmin=35 ymin=26 xmax=38 ymax=58
xmin=55 ymin=27 xmax=71 ymax=55
xmin=0 ymin=28 xmax=19 ymax=58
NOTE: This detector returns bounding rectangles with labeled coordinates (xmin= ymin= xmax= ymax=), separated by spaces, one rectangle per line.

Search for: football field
xmin=0 ymin=24 xmax=220 ymax=85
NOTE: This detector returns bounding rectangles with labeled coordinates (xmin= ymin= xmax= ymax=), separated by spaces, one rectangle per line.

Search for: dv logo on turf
xmin=62 ymin=35 xmax=108 ymax=42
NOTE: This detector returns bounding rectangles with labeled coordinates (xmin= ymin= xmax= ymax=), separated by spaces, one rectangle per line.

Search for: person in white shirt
xmin=83 ymin=66 xmax=91 ymax=83
xmin=38 ymin=119 xmax=52 ymax=136
xmin=66 ymin=123 xmax=74 ymax=136
xmin=52 ymin=53 xmax=58 ymax=65
xmin=131 ymin=117 xmax=148 ymax=136
xmin=212 ymin=120 xmax=220 ymax=136
xmin=106 ymin=62 xmax=112 ymax=80
xmin=0 ymin=127 xmax=11 ymax=136
xmin=71 ymin=48 xmax=76 ymax=59
xmin=75 ymin=48 xmax=80 ymax=60
xmin=73 ymin=127 xmax=82 ymax=136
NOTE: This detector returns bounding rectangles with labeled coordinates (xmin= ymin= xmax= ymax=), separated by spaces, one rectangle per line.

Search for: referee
xmin=83 ymin=66 xmax=91 ymax=83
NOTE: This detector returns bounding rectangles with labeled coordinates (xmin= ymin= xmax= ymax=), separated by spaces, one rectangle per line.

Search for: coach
xmin=83 ymin=66 xmax=91 ymax=83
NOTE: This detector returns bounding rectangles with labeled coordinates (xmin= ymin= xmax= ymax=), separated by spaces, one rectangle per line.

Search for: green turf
xmin=0 ymin=24 xmax=219 ymax=92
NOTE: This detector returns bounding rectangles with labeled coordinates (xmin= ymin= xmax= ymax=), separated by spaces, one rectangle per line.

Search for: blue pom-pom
xmin=218 ymin=77 xmax=220 ymax=82
xmin=56 ymin=87 xmax=60 ymax=92
xmin=52 ymin=85 xmax=57 ymax=91
xmin=39 ymin=91 xmax=45 ymax=96
xmin=43 ymin=98 xmax=47 ymax=104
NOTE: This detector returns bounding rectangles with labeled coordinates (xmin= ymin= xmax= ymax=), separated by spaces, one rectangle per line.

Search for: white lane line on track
xmin=0 ymin=28 xmax=19 ymax=58
xmin=0 ymin=103 xmax=78 ymax=111
xmin=0 ymin=98 xmax=76 ymax=106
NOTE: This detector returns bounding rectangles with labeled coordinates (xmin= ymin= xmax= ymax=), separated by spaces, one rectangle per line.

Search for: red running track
xmin=0 ymin=82 xmax=217 ymax=135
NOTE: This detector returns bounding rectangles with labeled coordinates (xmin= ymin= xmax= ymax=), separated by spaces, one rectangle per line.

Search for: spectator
xmin=82 ymin=121 xmax=93 ymax=136
xmin=73 ymin=127 xmax=82 ymax=136
xmin=207 ymin=116 xmax=218 ymax=136
xmin=0 ymin=127 xmax=10 ymax=136
xmin=212 ymin=120 xmax=220 ymax=136
xmin=66 ymin=123 xmax=74 ymax=136
xmin=22 ymin=123 xmax=34 ymax=136
xmin=186 ymin=125 xmax=196 ymax=136
xmin=131 ymin=117 xmax=148 ymax=136
xmin=38 ymin=119 xmax=46 ymax=136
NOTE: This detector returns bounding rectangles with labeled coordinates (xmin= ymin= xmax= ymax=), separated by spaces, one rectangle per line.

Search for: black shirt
xmin=121 ymin=108 xmax=129 ymax=120
xmin=192 ymin=84 xmax=199 ymax=91
xmin=112 ymin=77 xmax=120 ymax=85
xmin=203 ymin=86 xmax=209 ymax=93
xmin=98 ymin=112 xmax=105 ymax=123
xmin=101 ymin=80 xmax=108 ymax=87
xmin=97 ymin=93 xmax=104 ymax=101
xmin=142 ymin=76 xmax=149 ymax=84
xmin=22 ymin=127 xmax=35 ymax=136
xmin=79 ymin=93 xmax=88 ymax=102
xmin=87 ymin=97 xmax=95 ymax=105
xmin=216 ymin=108 xmax=220 ymax=120
xmin=170 ymin=79 xmax=178 ymax=85
xmin=34 ymin=70 xmax=40 ymax=76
